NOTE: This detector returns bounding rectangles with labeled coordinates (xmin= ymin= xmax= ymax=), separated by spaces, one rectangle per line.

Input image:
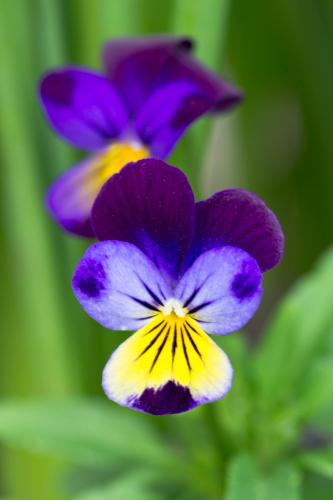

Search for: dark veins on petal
xmin=231 ymin=259 xmax=261 ymax=301
xmin=41 ymin=73 xmax=75 ymax=106
xmin=73 ymin=258 xmax=106 ymax=298
xmin=132 ymin=380 xmax=196 ymax=415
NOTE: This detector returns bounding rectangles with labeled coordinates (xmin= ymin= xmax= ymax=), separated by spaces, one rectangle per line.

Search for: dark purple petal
xmin=176 ymin=247 xmax=263 ymax=335
xmin=39 ymin=68 xmax=128 ymax=150
xmin=132 ymin=381 xmax=196 ymax=415
xmin=187 ymin=189 xmax=284 ymax=273
xmin=91 ymin=159 xmax=195 ymax=282
xmin=164 ymin=52 xmax=243 ymax=112
xmin=135 ymin=81 xmax=212 ymax=158
xmin=102 ymin=36 xmax=193 ymax=115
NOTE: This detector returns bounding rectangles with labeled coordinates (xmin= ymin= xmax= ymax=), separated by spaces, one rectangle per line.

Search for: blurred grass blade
xmin=0 ymin=399 xmax=177 ymax=468
xmin=170 ymin=0 xmax=231 ymax=195
xmin=299 ymin=450 xmax=333 ymax=480
xmin=172 ymin=0 xmax=230 ymax=67
xmin=73 ymin=470 xmax=161 ymax=500
xmin=0 ymin=0 xmax=77 ymax=395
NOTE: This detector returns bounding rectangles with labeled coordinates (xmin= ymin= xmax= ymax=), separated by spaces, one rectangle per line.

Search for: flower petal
xmin=46 ymin=157 xmax=98 ymax=237
xmin=135 ymin=81 xmax=212 ymax=158
xmin=47 ymin=143 xmax=149 ymax=237
xmin=102 ymin=36 xmax=193 ymax=115
xmin=164 ymin=52 xmax=243 ymax=112
xmin=72 ymin=241 xmax=172 ymax=331
xmin=92 ymin=159 xmax=195 ymax=282
xmin=188 ymin=189 xmax=284 ymax=272
xmin=39 ymin=68 xmax=128 ymax=150
xmin=102 ymin=314 xmax=233 ymax=415
xmin=176 ymin=247 xmax=263 ymax=335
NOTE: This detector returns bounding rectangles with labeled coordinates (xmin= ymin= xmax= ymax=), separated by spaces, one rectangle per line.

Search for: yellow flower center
xmin=97 ymin=142 xmax=149 ymax=185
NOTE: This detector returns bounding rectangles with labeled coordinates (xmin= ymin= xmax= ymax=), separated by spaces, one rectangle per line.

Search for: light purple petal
xmin=72 ymin=241 xmax=172 ymax=331
xmin=176 ymin=247 xmax=263 ymax=335
xmin=46 ymin=157 xmax=99 ymax=237
xmin=92 ymin=159 xmax=195 ymax=283
xmin=102 ymin=36 xmax=193 ymax=115
xmin=135 ymin=81 xmax=212 ymax=158
xmin=39 ymin=68 xmax=128 ymax=150
xmin=187 ymin=189 xmax=284 ymax=273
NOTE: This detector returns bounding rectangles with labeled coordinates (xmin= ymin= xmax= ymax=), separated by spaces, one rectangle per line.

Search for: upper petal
xmin=135 ymin=81 xmax=212 ymax=158
xmin=188 ymin=189 xmax=284 ymax=273
xmin=39 ymin=68 xmax=128 ymax=150
xmin=176 ymin=247 xmax=263 ymax=335
xmin=91 ymin=159 xmax=195 ymax=283
xmin=164 ymin=51 xmax=243 ymax=112
xmin=102 ymin=36 xmax=193 ymax=115
xmin=72 ymin=241 xmax=172 ymax=331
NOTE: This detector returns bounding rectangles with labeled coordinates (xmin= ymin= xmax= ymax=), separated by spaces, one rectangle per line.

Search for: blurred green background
xmin=1 ymin=0 xmax=333 ymax=498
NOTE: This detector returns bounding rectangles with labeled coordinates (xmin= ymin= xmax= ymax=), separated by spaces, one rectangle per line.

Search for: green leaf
xmin=261 ymin=462 xmax=301 ymax=500
xmin=225 ymin=455 xmax=262 ymax=500
xmin=299 ymin=450 xmax=333 ymax=480
xmin=0 ymin=399 xmax=174 ymax=468
xmin=225 ymin=455 xmax=301 ymax=500
xmin=297 ymin=357 xmax=333 ymax=420
xmin=255 ymin=247 xmax=333 ymax=410
xmin=73 ymin=470 xmax=161 ymax=500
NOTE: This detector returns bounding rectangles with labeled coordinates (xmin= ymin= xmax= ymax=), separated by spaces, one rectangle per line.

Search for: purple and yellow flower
xmin=39 ymin=36 xmax=242 ymax=237
xmin=72 ymin=160 xmax=284 ymax=415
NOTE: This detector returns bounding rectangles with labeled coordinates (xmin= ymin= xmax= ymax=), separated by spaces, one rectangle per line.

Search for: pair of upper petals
xmin=91 ymin=159 xmax=285 ymax=283
xmin=39 ymin=36 xmax=243 ymax=158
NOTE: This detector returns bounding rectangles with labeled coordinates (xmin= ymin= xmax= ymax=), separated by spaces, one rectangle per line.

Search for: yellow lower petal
xmin=102 ymin=314 xmax=233 ymax=415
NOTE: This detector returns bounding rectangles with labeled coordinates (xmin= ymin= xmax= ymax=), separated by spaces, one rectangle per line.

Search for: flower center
xmin=97 ymin=142 xmax=149 ymax=184
xmin=161 ymin=299 xmax=187 ymax=318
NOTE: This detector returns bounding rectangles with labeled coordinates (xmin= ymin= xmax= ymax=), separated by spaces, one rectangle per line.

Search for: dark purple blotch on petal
xmin=40 ymin=73 xmax=75 ymax=106
xmin=132 ymin=380 xmax=196 ymax=415
xmin=73 ymin=258 xmax=106 ymax=298
xmin=231 ymin=259 xmax=262 ymax=301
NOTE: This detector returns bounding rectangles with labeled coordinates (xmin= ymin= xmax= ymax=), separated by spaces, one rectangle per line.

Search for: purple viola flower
xmin=39 ymin=36 xmax=243 ymax=238
xmin=72 ymin=160 xmax=284 ymax=416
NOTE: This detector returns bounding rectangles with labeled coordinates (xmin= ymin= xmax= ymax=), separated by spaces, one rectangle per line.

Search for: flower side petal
xmin=188 ymin=189 xmax=284 ymax=272
xmin=102 ymin=36 xmax=193 ymax=115
xmin=102 ymin=314 xmax=233 ymax=415
xmin=39 ymin=68 xmax=128 ymax=150
xmin=176 ymin=247 xmax=263 ymax=335
xmin=135 ymin=81 xmax=212 ymax=158
xmin=72 ymin=241 xmax=172 ymax=331
xmin=92 ymin=159 xmax=195 ymax=283
xmin=47 ymin=156 xmax=102 ymax=237
xmin=165 ymin=51 xmax=243 ymax=112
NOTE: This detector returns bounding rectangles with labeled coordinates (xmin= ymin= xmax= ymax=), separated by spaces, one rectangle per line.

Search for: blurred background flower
xmin=1 ymin=0 xmax=333 ymax=499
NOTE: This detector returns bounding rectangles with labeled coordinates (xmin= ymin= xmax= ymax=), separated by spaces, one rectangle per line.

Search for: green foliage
xmin=1 ymin=248 xmax=333 ymax=497
xmin=1 ymin=0 xmax=333 ymax=498
xmin=225 ymin=455 xmax=301 ymax=500
xmin=0 ymin=400 xmax=175 ymax=469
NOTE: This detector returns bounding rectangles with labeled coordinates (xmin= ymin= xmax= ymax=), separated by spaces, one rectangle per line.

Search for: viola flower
xmin=39 ymin=36 xmax=242 ymax=237
xmin=72 ymin=160 xmax=284 ymax=415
